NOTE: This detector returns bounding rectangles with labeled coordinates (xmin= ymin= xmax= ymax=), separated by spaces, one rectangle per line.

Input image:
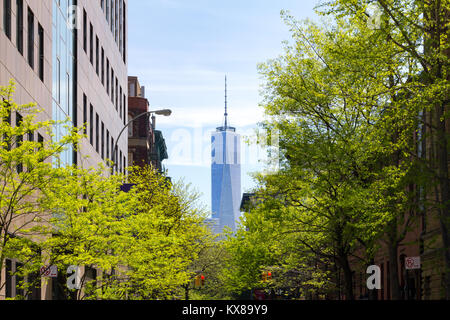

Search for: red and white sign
xmin=405 ymin=257 xmax=420 ymax=270
xmin=40 ymin=265 xmax=58 ymax=277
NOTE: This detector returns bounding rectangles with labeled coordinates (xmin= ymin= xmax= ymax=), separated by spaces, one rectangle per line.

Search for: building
xmin=0 ymin=0 xmax=128 ymax=299
xmin=127 ymin=76 xmax=168 ymax=172
xmin=210 ymin=77 xmax=241 ymax=233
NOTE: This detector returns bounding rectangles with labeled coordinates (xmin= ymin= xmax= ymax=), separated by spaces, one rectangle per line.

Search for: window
xmin=56 ymin=57 xmax=60 ymax=103
xmin=129 ymin=82 xmax=135 ymax=97
xmin=106 ymin=0 xmax=109 ymax=23
xmin=89 ymin=104 xmax=93 ymax=146
xmin=111 ymin=136 xmax=115 ymax=165
xmin=115 ymin=78 xmax=118 ymax=110
xmin=16 ymin=113 xmax=23 ymax=173
xmin=119 ymin=86 xmax=123 ymax=119
xmin=83 ymin=9 xmax=87 ymax=53
xmin=123 ymin=1 xmax=126 ymax=63
xmin=16 ymin=262 xmax=24 ymax=297
xmin=123 ymin=94 xmax=126 ymax=125
xmin=83 ymin=94 xmax=87 ymax=134
xmin=119 ymin=0 xmax=123 ymax=53
xmin=111 ymin=69 xmax=114 ymax=102
xmin=95 ymin=36 xmax=99 ymax=75
xmin=5 ymin=259 xmax=12 ymax=298
xmin=115 ymin=0 xmax=118 ymax=42
xmin=110 ymin=0 xmax=114 ymax=33
xmin=106 ymin=130 xmax=110 ymax=159
xmin=37 ymin=133 xmax=44 ymax=162
xmin=38 ymin=24 xmax=44 ymax=81
xmin=3 ymin=0 xmax=11 ymax=39
xmin=95 ymin=113 xmax=99 ymax=153
xmin=101 ymin=0 xmax=104 ymax=10
xmin=89 ymin=23 xmax=93 ymax=65
xmin=16 ymin=0 xmax=23 ymax=54
xmin=119 ymin=150 xmax=122 ymax=173
xmin=101 ymin=122 xmax=105 ymax=159
xmin=106 ymin=59 xmax=110 ymax=93
xmin=27 ymin=7 xmax=34 ymax=69
xmin=128 ymin=114 xmax=133 ymax=137
xmin=101 ymin=47 xmax=105 ymax=85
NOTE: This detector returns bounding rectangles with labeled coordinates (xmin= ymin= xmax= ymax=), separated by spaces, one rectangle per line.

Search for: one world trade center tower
xmin=211 ymin=77 xmax=241 ymax=233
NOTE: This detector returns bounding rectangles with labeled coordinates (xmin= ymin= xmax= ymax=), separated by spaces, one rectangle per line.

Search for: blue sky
xmin=127 ymin=0 xmax=320 ymax=212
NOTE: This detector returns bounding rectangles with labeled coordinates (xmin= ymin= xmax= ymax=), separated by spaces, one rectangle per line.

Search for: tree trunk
xmin=435 ymin=103 xmax=450 ymax=298
xmin=340 ymin=256 xmax=354 ymax=300
xmin=388 ymin=241 xmax=401 ymax=300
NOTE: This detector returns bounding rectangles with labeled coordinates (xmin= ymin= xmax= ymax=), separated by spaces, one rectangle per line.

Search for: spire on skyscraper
xmin=217 ymin=75 xmax=235 ymax=132
xmin=224 ymin=75 xmax=228 ymax=129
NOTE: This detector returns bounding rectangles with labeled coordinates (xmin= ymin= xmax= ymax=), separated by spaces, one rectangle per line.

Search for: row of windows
xmin=83 ymin=93 xmax=126 ymax=174
xmin=82 ymin=7 xmax=127 ymax=126
xmin=3 ymin=0 xmax=44 ymax=81
xmin=3 ymin=111 xmax=45 ymax=174
xmin=5 ymin=258 xmax=41 ymax=300
xmin=100 ymin=0 xmax=126 ymax=63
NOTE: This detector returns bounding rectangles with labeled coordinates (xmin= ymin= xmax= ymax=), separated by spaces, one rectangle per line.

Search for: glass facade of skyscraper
xmin=52 ymin=0 xmax=75 ymax=167
xmin=211 ymin=126 xmax=241 ymax=233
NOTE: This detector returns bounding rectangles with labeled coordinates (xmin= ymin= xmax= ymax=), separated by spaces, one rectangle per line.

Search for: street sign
xmin=405 ymin=257 xmax=420 ymax=270
xmin=40 ymin=265 xmax=58 ymax=277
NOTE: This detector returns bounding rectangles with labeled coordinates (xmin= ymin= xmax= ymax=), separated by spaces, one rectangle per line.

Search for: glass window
xmin=89 ymin=104 xmax=93 ymax=146
xmin=111 ymin=69 xmax=114 ymax=103
xmin=106 ymin=0 xmax=109 ymax=22
xmin=27 ymin=7 xmax=34 ymax=69
xmin=95 ymin=36 xmax=99 ymax=75
xmin=95 ymin=113 xmax=99 ymax=153
xmin=5 ymin=259 xmax=12 ymax=298
xmin=106 ymin=59 xmax=110 ymax=93
xmin=3 ymin=0 xmax=11 ymax=39
xmin=38 ymin=24 xmax=44 ymax=81
xmin=101 ymin=47 xmax=104 ymax=85
xmin=122 ymin=1 xmax=126 ymax=63
xmin=106 ymin=130 xmax=110 ymax=159
xmin=16 ymin=0 xmax=23 ymax=54
xmin=119 ymin=0 xmax=123 ymax=53
xmin=110 ymin=0 xmax=114 ymax=33
xmin=101 ymin=121 xmax=104 ymax=159
xmin=83 ymin=94 xmax=87 ymax=134
xmin=119 ymin=86 xmax=123 ymax=119
xmin=128 ymin=114 xmax=133 ymax=137
xmin=16 ymin=113 xmax=23 ymax=173
xmin=115 ymin=78 xmax=118 ymax=111
xmin=83 ymin=8 xmax=87 ymax=52
xmin=89 ymin=23 xmax=93 ymax=65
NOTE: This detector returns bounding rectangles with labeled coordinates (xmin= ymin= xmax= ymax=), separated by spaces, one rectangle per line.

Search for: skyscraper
xmin=0 ymin=0 xmax=128 ymax=173
xmin=211 ymin=77 xmax=241 ymax=233
xmin=0 ymin=0 xmax=128 ymax=299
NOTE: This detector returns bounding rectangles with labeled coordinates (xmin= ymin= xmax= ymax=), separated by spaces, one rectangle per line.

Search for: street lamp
xmin=111 ymin=109 xmax=172 ymax=173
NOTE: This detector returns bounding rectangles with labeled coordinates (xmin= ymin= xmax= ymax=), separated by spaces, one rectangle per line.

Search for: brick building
xmin=127 ymin=76 xmax=167 ymax=172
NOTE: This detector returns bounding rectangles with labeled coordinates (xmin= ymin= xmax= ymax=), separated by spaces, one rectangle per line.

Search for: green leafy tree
xmin=0 ymin=81 xmax=80 ymax=298
xmin=321 ymin=0 xmax=450 ymax=298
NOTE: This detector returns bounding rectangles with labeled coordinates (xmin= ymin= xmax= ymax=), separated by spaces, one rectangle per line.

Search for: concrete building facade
xmin=0 ymin=0 xmax=128 ymax=299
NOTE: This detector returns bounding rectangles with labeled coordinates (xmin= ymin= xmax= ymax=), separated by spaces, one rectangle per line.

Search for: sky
xmin=127 ymin=0 xmax=321 ymax=213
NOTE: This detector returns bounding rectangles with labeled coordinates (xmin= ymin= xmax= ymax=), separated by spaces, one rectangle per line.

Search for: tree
xmin=238 ymin=7 xmax=426 ymax=299
xmin=0 ymin=81 xmax=80 ymax=298
xmin=319 ymin=0 xmax=450 ymax=298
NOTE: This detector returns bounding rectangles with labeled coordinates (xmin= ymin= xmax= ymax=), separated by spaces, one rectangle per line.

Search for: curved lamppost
xmin=111 ymin=109 xmax=172 ymax=173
